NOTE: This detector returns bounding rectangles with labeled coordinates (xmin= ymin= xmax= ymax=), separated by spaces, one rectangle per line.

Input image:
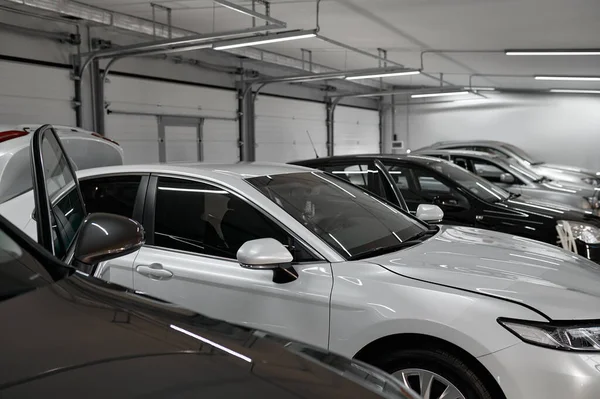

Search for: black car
xmin=0 ymin=125 xmax=418 ymax=399
xmin=292 ymin=154 xmax=600 ymax=263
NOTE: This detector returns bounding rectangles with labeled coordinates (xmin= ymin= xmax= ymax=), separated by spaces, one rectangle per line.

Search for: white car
xmin=0 ymin=124 xmax=122 ymax=204
xmin=3 ymin=162 xmax=600 ymax=399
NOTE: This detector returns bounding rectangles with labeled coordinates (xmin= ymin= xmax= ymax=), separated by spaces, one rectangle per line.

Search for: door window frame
xmin=143 ymin=173 xmax=326 ymax=263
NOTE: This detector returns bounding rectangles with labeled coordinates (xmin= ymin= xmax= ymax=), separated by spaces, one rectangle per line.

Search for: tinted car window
xmin=247 ymin=172 xmax=425 ymax=259
xmin=80 ymin=176 xmax=142 ymax=218
xmin=154 ymin=177 xmax=315 ymax=261
xmin=321 ymin=163 xmax=390 ymax=202
xmin=40 ymin=132 xmax=86 ymax=259
xmin=0 ymin=228 xmax=52 ymax=302
xmin=406 ymin=157 xmax=510 ymax=203
xmin=471 ymin=159 xmax=507 ymax=183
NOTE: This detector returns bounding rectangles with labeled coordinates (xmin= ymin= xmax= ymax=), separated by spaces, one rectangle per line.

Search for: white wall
xmin=396 ymin=93 xmax=600 ymax=170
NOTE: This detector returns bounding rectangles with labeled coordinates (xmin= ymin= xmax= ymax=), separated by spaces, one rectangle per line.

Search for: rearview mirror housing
xmin=416 ymin=204 xmax=444 ymax=223
xmin=500 ymin=173 xmax=515 ymax=184
xmin=73 ymin=213 xmax=145 ymax=265
xmin=237 ymin=238 xmax=293 ymax=270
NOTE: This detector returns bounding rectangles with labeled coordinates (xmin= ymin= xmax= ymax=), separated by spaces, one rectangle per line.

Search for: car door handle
xmin=136 ymin=264 xmax=173 ymax=280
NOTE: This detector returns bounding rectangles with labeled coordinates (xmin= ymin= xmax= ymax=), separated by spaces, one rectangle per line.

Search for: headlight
xmin=499 ymin=318 xmax=600 ymax=351
xmin=557 ymin=220 xmax=600 ymax=244
xmin=582 ymin=177 xmax=600 ymax=186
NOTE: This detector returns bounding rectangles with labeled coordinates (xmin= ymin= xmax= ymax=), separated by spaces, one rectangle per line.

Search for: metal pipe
xmin=0 ymin=21 xmax=76 ymax=43
xmin=317 ymin=35 xmax=404 ymax=67
xmin=106 ymin=109 xmax=237 ymax=121
xmin=78 ymin=25 xmax=277 ymax=82
xmin=329 ymin=86 xmax=465 ymax=99
xmin=213 ymin=0 xmax=287 ymax=27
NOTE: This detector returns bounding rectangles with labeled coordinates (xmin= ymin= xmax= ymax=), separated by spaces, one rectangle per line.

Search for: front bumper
xmin=479 ymin=342 xmax=600 ymax=399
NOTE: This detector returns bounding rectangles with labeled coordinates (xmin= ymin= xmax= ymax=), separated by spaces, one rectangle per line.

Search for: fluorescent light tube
xmin=535 ymin=76 xmax=600 ymax=81
xmin=464 ymin=87 xmax=495 ymax=91
xmin=346 ymin=70 xmax=420 ymax=80
xmin=411 ymin=91 xmax=470 ymax=99
xmin=507 ymin=50 xmax=600 ymax=56
xmin=214 ymin=32 xmax=316 ymax=50
xmin=550 ymin=89 xmax=600 ymax=94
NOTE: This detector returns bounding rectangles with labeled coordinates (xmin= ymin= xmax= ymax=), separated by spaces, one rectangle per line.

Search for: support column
xmin=326 ymin=99 xmax=334 ymax=156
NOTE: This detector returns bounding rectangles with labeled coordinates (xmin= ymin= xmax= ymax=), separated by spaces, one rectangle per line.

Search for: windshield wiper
xmin=348 ymin=227 xmax=439 ymax=261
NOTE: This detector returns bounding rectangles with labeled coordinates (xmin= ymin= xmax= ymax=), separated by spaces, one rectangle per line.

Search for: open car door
xmin=30 ymin=124 xmax=145 ymax=270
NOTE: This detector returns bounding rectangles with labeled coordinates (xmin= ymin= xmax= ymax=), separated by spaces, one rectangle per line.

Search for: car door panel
xmin=133 ymin=174 xmax=333 ymax=350
xmin=133 ymin=247 xmax=333 ymax=350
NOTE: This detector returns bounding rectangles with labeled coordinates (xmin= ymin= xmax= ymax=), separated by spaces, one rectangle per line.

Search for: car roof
xmin=77 ymin=162 xmax=312 ymax=181
xmin=416 ymin=149 xmax=501 ymax=159
xmin=426 ymin=140 xmax=507 ymax=148
xmin=292 ymin=153 xmax=443 ymax=164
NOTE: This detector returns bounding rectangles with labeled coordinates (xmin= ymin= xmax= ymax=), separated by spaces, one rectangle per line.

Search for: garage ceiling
xmin=54 ymin=0 xmax=600 ymax=90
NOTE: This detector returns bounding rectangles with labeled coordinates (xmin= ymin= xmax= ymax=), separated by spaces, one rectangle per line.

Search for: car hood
xmin=0 ymin=274 xmax=412 ymax=399
xmin=501 ymin=195 xmax=600 ymax=224
xmin=371 ymin=225 xmax=600 ymax=320
xmin=543 ymin=162 xmax=599 ymax=177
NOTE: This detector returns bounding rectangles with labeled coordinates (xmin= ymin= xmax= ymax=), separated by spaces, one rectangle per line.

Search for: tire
xmin=372 ymin=348 xmax=494 ymax=399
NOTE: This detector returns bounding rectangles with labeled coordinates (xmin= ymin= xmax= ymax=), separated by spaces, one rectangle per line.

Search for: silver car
xmin=416 ymin=149 xmax=600 ymax=214
xmin=417 ymin=140 xmax=600 ymax=187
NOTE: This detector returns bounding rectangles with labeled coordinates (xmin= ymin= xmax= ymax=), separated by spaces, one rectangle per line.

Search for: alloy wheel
xmin=393 ymin=368 xmax=466 ymax=399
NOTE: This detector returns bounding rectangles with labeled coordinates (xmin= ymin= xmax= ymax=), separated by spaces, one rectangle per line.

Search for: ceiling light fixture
xmin=535 ymin=76 xmax=600 ymax=81
xmin=550 ymin=89 xmax=600 ymax=94
xmin=411 ymin=90 xmax=470 ymax=99
xmin=464 ymin=86 xmax=496 ymax=91
xmin=214 ymin=30 xmax=316 ymax=50
xmin=506 ymin=50 xmax=600 ymax=56
xmin=346 ymin=70 xmax=420 ymax=81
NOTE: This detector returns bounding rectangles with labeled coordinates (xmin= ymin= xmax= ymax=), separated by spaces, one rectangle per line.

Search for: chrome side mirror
xmin=237 ymin=238 xmax=293 ymax=270
xmin=73 ymin=213 xmax=145 ymax=265
xmin=500 ymin=173 xmax=515 ymax=184
xmin=416 ymin=204 xmax=444 ymax=223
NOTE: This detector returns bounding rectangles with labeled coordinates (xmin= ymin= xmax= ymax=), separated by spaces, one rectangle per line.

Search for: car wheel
xmin=375 ymin=348 xmax=494 ymax=399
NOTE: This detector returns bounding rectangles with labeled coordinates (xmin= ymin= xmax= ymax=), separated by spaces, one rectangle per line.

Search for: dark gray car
xmin=417 ymin=149 xmax=600 ymax=215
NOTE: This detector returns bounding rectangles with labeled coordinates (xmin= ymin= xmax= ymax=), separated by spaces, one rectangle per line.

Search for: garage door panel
xmin=0 ymin=61 xmax=74 ymax=125
xmin=106 ymin=114 xmax=159 ymax=164
xmin=105 ymin=75 xmax=237 ymax=164
xmin=203 ymin=119 xmax=238 ymax=163
xmin=256 ymin=97 xmax=327 ymax=162
xmin=334 ymin=106 xmax=379 ymax=155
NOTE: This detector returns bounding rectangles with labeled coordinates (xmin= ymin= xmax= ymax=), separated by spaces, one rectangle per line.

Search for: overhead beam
xmin=214 ymin=0 xmax=287 ymax=27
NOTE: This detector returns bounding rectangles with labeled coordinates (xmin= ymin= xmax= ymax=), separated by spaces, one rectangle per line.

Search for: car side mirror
xmin=416 ymin=204 xmax=444 ymax=223
xmin=73 ymin=212 xmax=145 ymax=265
xmin=237 ymin=238 xmax=293 ymax=270
xmin=500 ymin=173 xmax=515 ymax=184
xmin=237 ymin=238 xmax=298 ymax=283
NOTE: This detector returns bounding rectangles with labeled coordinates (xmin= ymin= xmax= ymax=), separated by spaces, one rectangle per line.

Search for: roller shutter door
xmin=0 ymin=60 xmax=75 ymax=125
xmin=105 ymin=75 xmax=238 ymax=164
xmin=255 ymin=96 xmax=327 ymax=162
xmin=334 ymin=106 xmax=380 ymax=155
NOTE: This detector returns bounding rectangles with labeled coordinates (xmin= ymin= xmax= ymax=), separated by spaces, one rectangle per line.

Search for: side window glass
xmin=154 ymin=177 xmax=316 ymax=262
xmin=80 ymin=176 xmax=142 ymax=219
xmin=413 ymin=169 xmax=469 ymax=208
xmin=452 ymin=157 xmax=470 ymax=170
xmin=472 ymin=159 xmax=505 ymax=183
xmin=384 ymin=164 xmax=420 ymax=203
xmin=0 ymin=229 xmax=53 ymax=302
xmin=52 ymin=189 xmax=85 ymax=258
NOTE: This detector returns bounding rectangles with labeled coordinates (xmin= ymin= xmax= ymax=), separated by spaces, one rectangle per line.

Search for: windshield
xmin=500 ymin=144 xmax=541 ymax=165
xmin=505 ymin=161 xmax=544 ymax=182
xmin=411 ymin=156 xmax=511 ymax=203
xmin=246 ymin=172 xmax=427 ymax=259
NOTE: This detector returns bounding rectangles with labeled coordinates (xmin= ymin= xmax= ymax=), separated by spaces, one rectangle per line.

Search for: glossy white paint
xmin=415 ymin=204 xmax=444 ymax=223
xmin=5 ymin=162 xmax=600 ymax=399
xmin=132 ymin=245 xmax=333 ymax=349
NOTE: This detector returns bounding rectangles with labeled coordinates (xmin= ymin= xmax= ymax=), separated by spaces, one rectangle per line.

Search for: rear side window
xmin=80 ymin=176 xmax=142 ymax=219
